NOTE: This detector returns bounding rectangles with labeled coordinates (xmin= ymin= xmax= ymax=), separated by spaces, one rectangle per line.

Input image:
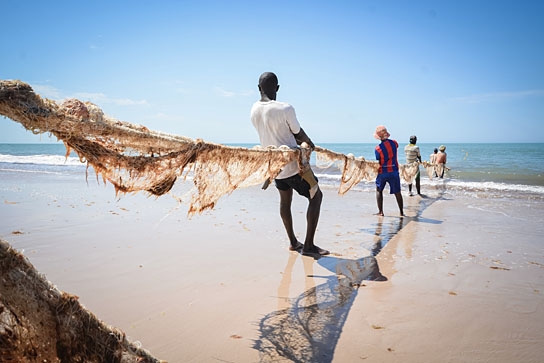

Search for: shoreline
xmin=1 ymin=171 xmax=543 ymax=362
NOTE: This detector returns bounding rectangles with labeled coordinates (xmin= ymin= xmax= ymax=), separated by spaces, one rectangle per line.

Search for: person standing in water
xmin=404 ymin=135 xmax=422 ymax=196
xmin=430 ymin=148 xmax=438 ymax=177
xmin=435 ymin=145 xmax=447 ymax=178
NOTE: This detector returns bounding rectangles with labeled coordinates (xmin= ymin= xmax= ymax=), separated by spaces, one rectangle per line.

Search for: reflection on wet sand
xmin=370 ymin=217 xmax=404 ymax=256
xmin=276 ymin=254 xmax=316 ymax=311
xmin=254 ymin=252 xmax=382 ymax=362
xmin=254 ymin=194 xmax=445 ymax=362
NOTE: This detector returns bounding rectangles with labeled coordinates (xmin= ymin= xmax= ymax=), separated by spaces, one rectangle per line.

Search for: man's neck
xmin=260 ymin=92 xmax=276 ymax=102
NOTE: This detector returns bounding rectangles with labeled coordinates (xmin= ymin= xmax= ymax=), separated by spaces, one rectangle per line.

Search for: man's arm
xmin=293 ymin=128 xmax=315 ymax=149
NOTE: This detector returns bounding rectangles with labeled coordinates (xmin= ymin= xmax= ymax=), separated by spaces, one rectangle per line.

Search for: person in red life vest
xmin=373 ymin=125 xmax=404 ymax=217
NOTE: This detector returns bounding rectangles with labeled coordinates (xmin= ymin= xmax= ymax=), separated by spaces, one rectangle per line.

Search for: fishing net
xmin=0 ymin=80 xmax=438 ymax=361
xmin=315 ymin=147 xmax=380 ymax=194
xmin=0 ymin=80 xmax=434 ymax=210
xmin=0 ymin=80 xmax=300 ymax=215
xmin=0 ymin=239 xmax=162 ymax=363
xmin=315 ymin=147 xmax=435 ymax=193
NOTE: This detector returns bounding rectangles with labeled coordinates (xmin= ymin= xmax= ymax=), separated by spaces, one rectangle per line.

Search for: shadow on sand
xmin=253 ymin=189 xmax=448 ymax=362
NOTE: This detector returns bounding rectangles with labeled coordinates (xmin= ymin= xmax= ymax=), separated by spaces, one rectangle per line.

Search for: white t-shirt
xmin=251 ymin=100 xmax=301 ymax=179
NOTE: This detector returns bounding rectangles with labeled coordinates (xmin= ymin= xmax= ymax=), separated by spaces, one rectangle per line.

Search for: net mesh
xmin=0 ymin=80 xmax=302 ymax=215
xmin=1 ymin=80 xmax=435 ymax=214
xmin=315 ymin=147 xmax=436 ymax=193
xmin=0 ymin=79 xmax=438 ymax=360
xmin=0 ymin=239 xmax=161 ymax=362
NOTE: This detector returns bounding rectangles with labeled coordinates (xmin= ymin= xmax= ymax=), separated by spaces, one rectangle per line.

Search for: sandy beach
xmin=1 ymin=170 xmax=544 ymax=362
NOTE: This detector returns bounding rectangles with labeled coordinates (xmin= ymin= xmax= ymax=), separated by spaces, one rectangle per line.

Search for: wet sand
xmin=1 ymin=171 xmax=544 ymax=362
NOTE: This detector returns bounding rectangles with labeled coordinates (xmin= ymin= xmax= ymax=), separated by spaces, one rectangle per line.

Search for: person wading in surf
xmin=404 ymin=135 xmax=422 ymax=196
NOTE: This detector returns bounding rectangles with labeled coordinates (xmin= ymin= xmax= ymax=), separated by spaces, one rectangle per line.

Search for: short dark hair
xmin=409 ymin=135 xmax=417 ymax=143
xmin=259 ymin=72 xmax=278 ymax=90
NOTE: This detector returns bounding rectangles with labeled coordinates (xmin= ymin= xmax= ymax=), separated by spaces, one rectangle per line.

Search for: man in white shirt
xmin=251 ymin=72 xmax=329 ymax=257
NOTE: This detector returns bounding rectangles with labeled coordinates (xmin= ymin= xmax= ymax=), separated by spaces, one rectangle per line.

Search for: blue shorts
xmin=376 ymin=171 xmax=401 ymax=194
xmin=275 ymin=173 xmax=318 ymax=199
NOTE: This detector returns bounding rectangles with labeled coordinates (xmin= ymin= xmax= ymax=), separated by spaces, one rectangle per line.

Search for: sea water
xmin=310 ymin=142 xmax=544 ymax=200
xmin=1 ymin=142 xmax=543 ymax=201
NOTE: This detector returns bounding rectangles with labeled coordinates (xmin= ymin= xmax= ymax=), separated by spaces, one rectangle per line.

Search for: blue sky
xmin=1 ymin=0 xmax=543 ymax=144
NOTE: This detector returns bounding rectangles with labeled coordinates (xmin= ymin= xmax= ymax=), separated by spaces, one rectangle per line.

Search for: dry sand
xmin=1 ymin=171 xmax=543 ymax=362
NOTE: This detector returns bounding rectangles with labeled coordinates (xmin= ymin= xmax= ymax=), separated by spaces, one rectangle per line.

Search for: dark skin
xmin=258 ymin=72 xmax=327 ymax=256
xmin=376 ymin=188 xmax=404 ymax=217
xmin=374 ymin=136 xmax=404 ymax=217
xmin=407 ymin=137 xmax=422 ymax=195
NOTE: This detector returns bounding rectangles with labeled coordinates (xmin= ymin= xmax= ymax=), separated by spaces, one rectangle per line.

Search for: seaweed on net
xmin=315 ymin=147 xmax=379 ymax=194
xmin=314 ymin=147 xmax=434 ymax=194
xmin=0 ymin=80 xmax=437 ymax=361
xmin=0 ymin=239 xmax=161 ymax=362
xmin=0 ymin=80 xmax=301 ymax=215
xmin=0 ymin=80 xmax=433 ymax=213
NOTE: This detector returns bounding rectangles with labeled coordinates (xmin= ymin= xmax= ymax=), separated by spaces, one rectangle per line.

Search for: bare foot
xmin=374 ymin=212 xmax=384 ymax=216
xmin=302 ymin=245 xmax=330 ymax=256
xmin=289 ymin=241 xmax=304 ymax=251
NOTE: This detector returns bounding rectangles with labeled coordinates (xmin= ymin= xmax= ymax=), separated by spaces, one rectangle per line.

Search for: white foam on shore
xmin=2 ymin=154 xmax=543 ymax=199
xmin=315 ymin=172 xmax=544 ymax=197
xmin=442 ymin=179 xmax=544 ymax=195
xmin=0 ymin=154 xmax=83 ymax=166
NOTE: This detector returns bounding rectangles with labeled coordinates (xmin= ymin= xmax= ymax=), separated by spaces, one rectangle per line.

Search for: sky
xmin=1 ymin=0 xmax=543 ymax=144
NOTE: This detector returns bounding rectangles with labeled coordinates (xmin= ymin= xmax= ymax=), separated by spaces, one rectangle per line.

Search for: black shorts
xmin=275 ymin=173 xmax=318 ymax=199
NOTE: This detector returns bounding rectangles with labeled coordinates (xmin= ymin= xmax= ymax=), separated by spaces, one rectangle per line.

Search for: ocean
xmin=1 ymin=142 xmax=543 ymax=201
